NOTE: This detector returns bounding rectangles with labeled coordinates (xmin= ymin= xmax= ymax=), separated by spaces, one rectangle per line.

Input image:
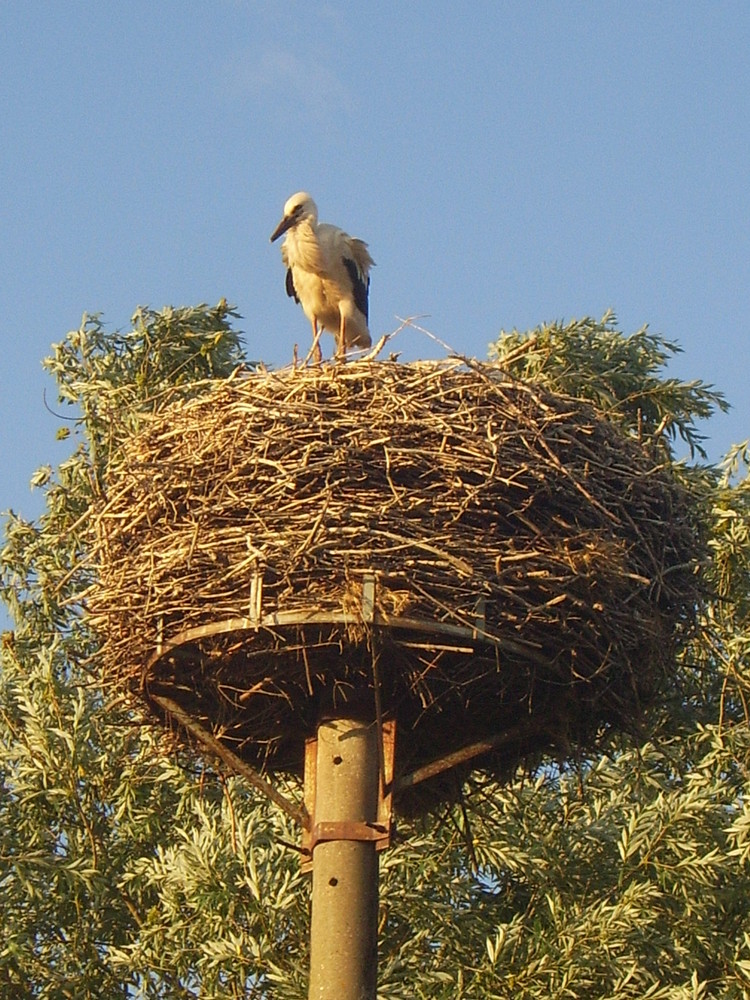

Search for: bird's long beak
xmin=269 ymin=214 xmax=293 ymax=243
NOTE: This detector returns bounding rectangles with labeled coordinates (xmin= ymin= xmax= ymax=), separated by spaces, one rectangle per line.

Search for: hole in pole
xmin=332 ymin=755 xmax=343 ymax=765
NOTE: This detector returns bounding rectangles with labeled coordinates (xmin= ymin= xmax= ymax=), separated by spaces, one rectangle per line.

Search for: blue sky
xmin=2 ymin=1 xmax=749 ymax=532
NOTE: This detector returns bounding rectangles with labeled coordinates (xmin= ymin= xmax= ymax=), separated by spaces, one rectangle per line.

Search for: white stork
xmin=269 ymin=192 xmax=374 ymax=362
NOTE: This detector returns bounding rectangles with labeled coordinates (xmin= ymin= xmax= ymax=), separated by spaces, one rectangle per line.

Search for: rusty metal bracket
xmin=310 ymin=820 xmax=390 ymax=848
xmin=301 ymin=718 xmax=396 ymax=872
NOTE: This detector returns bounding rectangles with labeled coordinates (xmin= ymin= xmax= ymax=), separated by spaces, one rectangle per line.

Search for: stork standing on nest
xmin=270 ymin=192 xmax=374 ymax=363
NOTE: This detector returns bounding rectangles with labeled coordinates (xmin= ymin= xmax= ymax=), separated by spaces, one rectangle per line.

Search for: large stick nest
xmin=88 ymin=359 xmax=704 ymax=797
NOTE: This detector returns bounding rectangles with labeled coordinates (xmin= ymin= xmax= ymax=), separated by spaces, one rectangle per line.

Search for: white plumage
xmin=270 ymin=192 xmax=374 ymax=361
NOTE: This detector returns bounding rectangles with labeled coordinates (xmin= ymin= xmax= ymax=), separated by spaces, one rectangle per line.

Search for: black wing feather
xmin=285 ymin=268 xmax=299 ymax=303
xmin=343 ymin=257 xmax=369 ymax=322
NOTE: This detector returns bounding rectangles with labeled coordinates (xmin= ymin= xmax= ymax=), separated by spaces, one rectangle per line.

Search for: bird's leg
xmin=313 ymin=322 xmax=322 ymax=364
xmin=335 ymin=316 xmax=346 ymax=362
xmin=304 ymin=319 xmax=323 ymax=366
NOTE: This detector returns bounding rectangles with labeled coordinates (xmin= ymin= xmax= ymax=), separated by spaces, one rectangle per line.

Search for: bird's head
xmin=269 ymin=192 xmax=318 ymax=242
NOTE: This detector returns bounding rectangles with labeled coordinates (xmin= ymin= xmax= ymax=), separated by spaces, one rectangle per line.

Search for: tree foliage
xmin=2 ymin=308 xmax=749 ymax=997
xmin=490 ymin=310 xmax=728 ymax=460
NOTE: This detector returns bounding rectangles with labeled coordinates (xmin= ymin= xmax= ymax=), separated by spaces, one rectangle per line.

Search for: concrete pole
xmin=308 ymin=716 xmax=380 ymax=1000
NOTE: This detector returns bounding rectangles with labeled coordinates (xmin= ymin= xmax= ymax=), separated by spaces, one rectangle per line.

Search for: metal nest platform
xmin=87 ymin=358 xmax=705 ymax=806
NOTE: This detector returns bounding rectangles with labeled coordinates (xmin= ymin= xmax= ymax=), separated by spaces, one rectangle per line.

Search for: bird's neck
xmin=287 ymin=221 xmax=323 ymax=263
